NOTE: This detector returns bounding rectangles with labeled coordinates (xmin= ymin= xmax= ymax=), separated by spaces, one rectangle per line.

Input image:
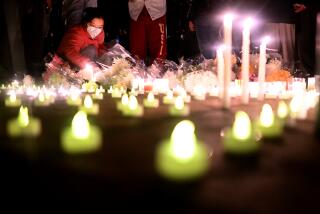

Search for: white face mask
xmin=87 ymin=26 xmax=102 ymax=39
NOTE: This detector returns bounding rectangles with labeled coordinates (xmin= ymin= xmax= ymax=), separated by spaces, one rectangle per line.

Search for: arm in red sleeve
xmin=57 ymin=28 xmax=91 ymax=69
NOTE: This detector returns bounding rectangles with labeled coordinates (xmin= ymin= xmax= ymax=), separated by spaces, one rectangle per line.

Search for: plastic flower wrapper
xmin=43 ymin=55 xmax=84 ymax=87
xmin=182 ymin=70 xmax=218 ymax=93
xmin=97 ymin=43 xmax=136 ymax=66
xmin=147 ymin=58 xmax=179 ymax=78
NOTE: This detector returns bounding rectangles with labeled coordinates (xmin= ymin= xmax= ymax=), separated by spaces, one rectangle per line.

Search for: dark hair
xmin=82 ymin=7 xmax=104 ymax=25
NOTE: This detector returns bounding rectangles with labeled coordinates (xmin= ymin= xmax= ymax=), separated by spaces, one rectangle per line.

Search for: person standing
xmin=294 ymin=1 xmax=320 ymax=76
xmin=128 ymin=0 xmax=167 ymax=65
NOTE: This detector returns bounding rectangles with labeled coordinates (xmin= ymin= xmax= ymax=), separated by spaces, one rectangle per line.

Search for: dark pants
xmin=80 ymin=45 xmax=98 ymax=61
xmin=296 ymin=10 xmax=317 ymax=76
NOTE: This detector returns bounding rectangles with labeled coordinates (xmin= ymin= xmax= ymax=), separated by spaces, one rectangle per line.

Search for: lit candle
xmin=61 ymin=111 xmax=102 ymax=154
xmin=129 ymin=87 xmax=139 ymax=96
xmin=256 ymin=104 xmax=283 ymax=139
xmin=82 ymin=81 xmax=98 ymax=93
xmin=111 ymin=87 xmax=122 ymax=98
xmin=163 ymin=90 xmax=175 ymax=105
xmin=241 ymin=18 xmax=252 ymax=104
xmin=107 ymin=86 xmax=113 ymax=94
xmin=143 ymin=92 xmax=159 ymax=108
xmin=117 ymin=93 xmax=129 ymax=111
xmin=223 ymin=111 xmax=259 ymax=156
xmin=156 ymin=120 xmax=209 ymax=181
xmin=34 ymin=92 xmax=50 ymax=106
xmin=223 ymin=13 xmax=234 ymax=109
xmin=169 ymin=96 xmax=190 ymax=116
xmin=5 ymin=91 xmax=21 ymax=107
xmin=217 ymin=45 xmax=225 ymax=99
xmin=66 ymin=90 xmax=82 ymax=106
xmin=277 ymin=101 xmax=289 ymax=121
xmin=81 ymin=95 xmax=99 ymax=115
xmin=258 ymin=36 xmax=270 ymax=100
xmin=122 ymin=95 xmax=143 ymax=117
xmin=7 ymin=106 xmax=41 ymax=137
xmin=92 ymin=90 xmax=104 ymax=100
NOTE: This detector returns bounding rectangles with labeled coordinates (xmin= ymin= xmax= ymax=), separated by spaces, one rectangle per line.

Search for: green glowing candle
xmin=7 ymin=106 xmax=41 ymax=137
xmin=5 ymin=92 xmax=21 ymax=107
xmin=80 ymin=95 xmax=99 ymax=115
xmin=111 ymin=88 xmax=122 ymax=98
xmin=256 ymin=104 xmax=283 ymax=138
xmin=122 ymin=95 xmax=143 ymax=117
xmin=61 ymin=111 xmax=102 ymax=154
xmin=223 ymin=111 xmax=259 ymax=155
xmin=117 ymin=93 xmax=129 ymax=111
xmin=34 ymin=92 xmax=50 ymax=106
xmin=66 ymin=91 xmax=82 ymax=106
xmin=143 ymin=92 xmax=159 ymax=108
xmin=169 ymin=96 xmax=190 ymax=116
xmin=156 ymin=120 xmax=209 ymax=181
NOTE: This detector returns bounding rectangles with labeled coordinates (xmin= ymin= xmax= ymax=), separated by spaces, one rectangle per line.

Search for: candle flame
xmin=18 ymin=106 xmax=29 ymax=127
xmin=38 ymin=92 xmax=45 ymax=102
xmin=147 ymin=92 xmax=155 ymax=102
xmin=174 ymin=96 xmax=184 ymax=110
xmin=84 ymin=95 xmax=93 ymax=108
xmin=171 ymin=120 xmax=197 ymax=161
xmin=243 ymin=17 xmax=253 ymax=28
xmin=261 ymin=36 xmax=271 ymax=45
xmin=121 ymin=94 xmax=129 ymax=106
xmin=260 ymin=104 xmax=274 ymax=127
xmin=232 ymin=111 xmax=251 ymax=140
xmin=277 ymin=101 xmax=289 ymax=119
xmin=72 ymin=111 xmax=90 ymax=139
xmin=128 ymin=95 xmax=138 ymax=110
xmin=9 ymin=92 xmax=17 ymax=102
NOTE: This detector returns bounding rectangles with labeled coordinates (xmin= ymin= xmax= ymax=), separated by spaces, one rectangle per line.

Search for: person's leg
xmin=146 ymin=15 xmax=167 ymax=63
xmin=130 ymin=12 xmax=147 ymax=61
xmin=85 ymin=0 xmax=97 ymax=8
xmin=63 ymin=0 xmax=86 ymax=28
xmin=195 ymin=20 xmax=220 ymax=59
xmin=279 ymin=23 xmax=295 ymax=67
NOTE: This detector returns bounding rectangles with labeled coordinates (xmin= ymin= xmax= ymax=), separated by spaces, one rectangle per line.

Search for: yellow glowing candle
xmin=277 ymin=101 xmax=289 ymax=120
xmin=5 ymin=92 xmax=21 ymax=107
xmin=156 ymin=120 xmax=209 ymax=181
xmin=223 ymin=111 xmax=259 ymax=155
xmin=7 ymin=106 xmax=41 ymax=137
xmin=34 ymin=92 xmax=50 ymax=106
xmin=169 ymin=96 xmax=190 ymax=116
xmin=92 ymin=90 xmax=103 ymax=100
xmin=61 ymin=111 xmax=102 ymax=154
xmin=122 ymin=95 xmax=143 ymax=117
xmin=81 ymin=95 xmax=99 ymax=115
xmin=117 ymin=93 xmax=129 ymax=111
xmin=256 ymin=104 xmax=283 ymax=138
xmin=66 ymin=91 xmax=82 ymax=106
xmin=143 ymin=92 xmax=159 ymax=108
xmin=111 ymin=87 xmax=122 ymax=98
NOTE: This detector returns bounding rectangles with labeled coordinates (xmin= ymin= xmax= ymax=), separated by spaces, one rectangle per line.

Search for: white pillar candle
xmin=217 ymin=45 xmax=225 ymax=99
xmin=241 ymin=18 xmax=252 ymax=104
xmin=258 ymin=36 xmax=270 ymax=100
xmin=223 ymin=13 xmax=234 ymax=108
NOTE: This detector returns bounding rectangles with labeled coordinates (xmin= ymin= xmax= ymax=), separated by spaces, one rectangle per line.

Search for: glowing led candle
xmin=92 ymin=90 xmax=104 ymax=100
xmin=61 ymin=111 xmax=102 ymax=154
xmin=241 ymin=18 xmax=252 ymax=104
xmin=256 ymin=104 xmax=283 ymax=138
xmin=258 ymin=36 xmax=270 ymax=100
xmin=289 ymin=93 xmax=304 ymax=120
xmin=34 ymin=92 xmax=50 ymax=106
xmin=223 ymin=111 xmax=259 ymax=155
xmin=7 ymin=106 xmax=41 ymax=137
xmin=223 ymin=13 xmax=234 ymax=109
xmin=169 ymin=96 xmax=190 ymax=116
xmin=143 ymin=92 xmax=159 ymax=108
xmin=66 ymin=90 xmax=82 ymax=106
xmin=81 ymin=95 xmax=99 ymax=115
xmin=111 ymin=87 xmax=122 ymax=98
xmin=129 ymin=87 xmax=139 ymax=96
xmin=5 ymin=92 xmax=21 ymax=107
xmin=82 ymin=81 xmax=98 ymax=93
xmin=163 ymin=90 xmax=175 ymax=105
xmin=122 ymin=95 xmax=143 ymax=117
xmin=117 ymin=93 xmax=129 ymax=111
xmin=277 ymin=101 xmax=289 ymax=121
xmin=156 ymin=120 xmax=209 ymax=181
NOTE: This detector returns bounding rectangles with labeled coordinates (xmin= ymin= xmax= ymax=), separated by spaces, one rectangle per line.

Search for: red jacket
xmin=57 ymin=25 xmax=105 ymax=69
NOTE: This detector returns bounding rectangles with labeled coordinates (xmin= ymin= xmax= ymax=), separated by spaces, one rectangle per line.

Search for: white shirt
xmin=128 ymin=0 xmax=166 ymax=21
